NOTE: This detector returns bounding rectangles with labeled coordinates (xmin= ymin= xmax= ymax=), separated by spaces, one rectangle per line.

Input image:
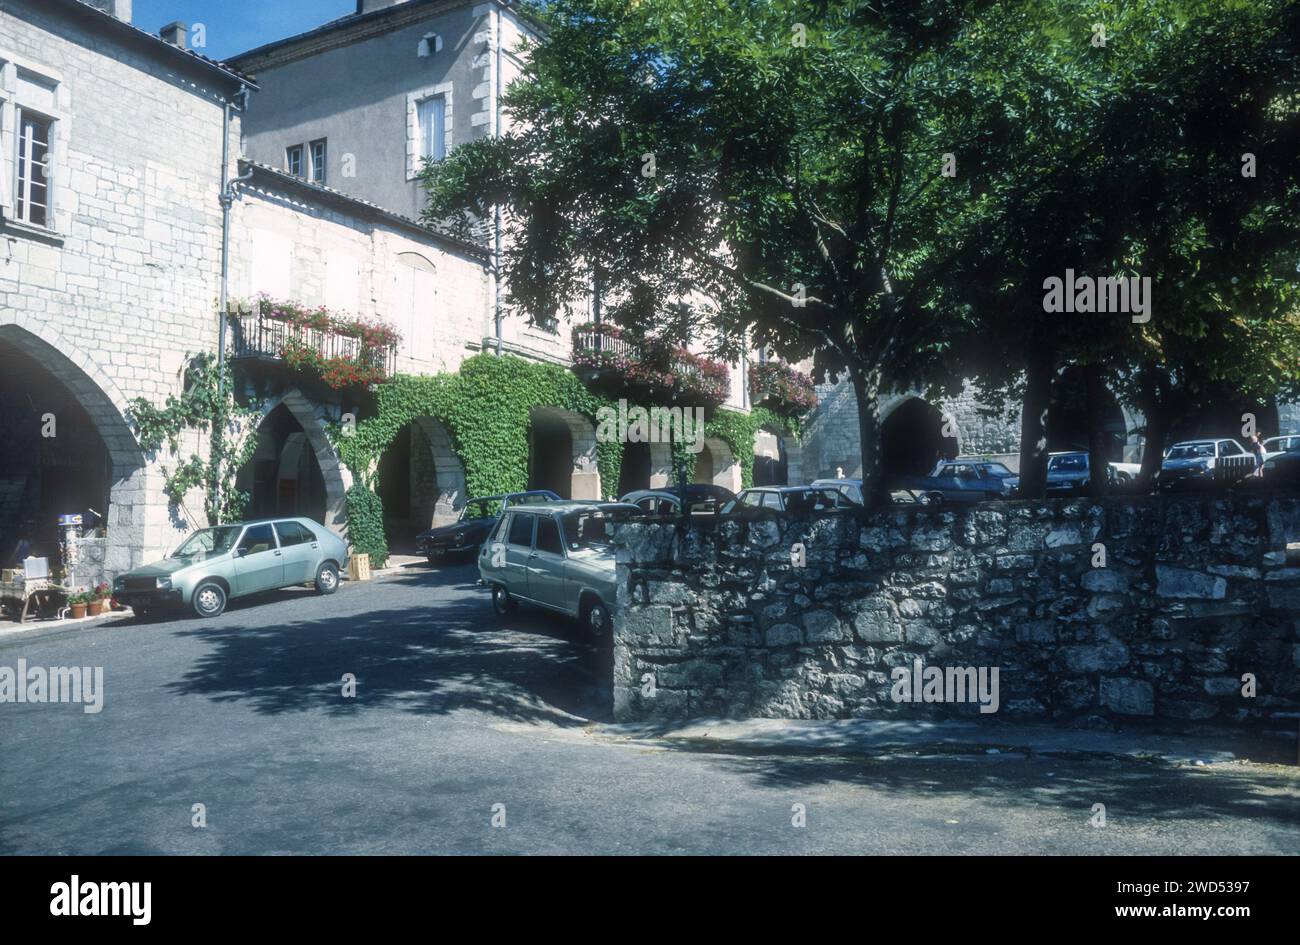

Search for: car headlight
xmin=156 ymin=577 xmax=171 ymax=590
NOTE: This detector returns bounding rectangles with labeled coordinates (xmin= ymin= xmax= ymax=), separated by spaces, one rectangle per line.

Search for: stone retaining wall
xmin=612 ymin=495 xmax=1300 ymax=734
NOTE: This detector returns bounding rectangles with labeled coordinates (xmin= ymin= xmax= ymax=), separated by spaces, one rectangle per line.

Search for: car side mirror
xmin=235 ymin=546 xmax=248 ymax=557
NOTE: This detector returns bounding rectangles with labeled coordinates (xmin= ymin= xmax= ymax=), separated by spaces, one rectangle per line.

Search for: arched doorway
xmin=376 ymin=416 xmax=466 ymax=547
xmin=0 ymin=323 xmax=148 ymax=576
xmin=618 ymin=440 xmax=652 ymax=497
xmin=881 ymin=397 xmax=958 ymax=481
xmin=694 ymin=437 xmax=741 ymax=492
xmin=528 ymin=407 xmax=601 ymax=499
xmin=237 ymin=404 xmax=328 ymax=525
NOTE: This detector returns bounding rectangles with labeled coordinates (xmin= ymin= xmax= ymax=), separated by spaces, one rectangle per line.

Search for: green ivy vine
xmin=330 ymin=354 xmax=804 ymax=565
xmin=126 ymin=353 xmax=262 ymax=526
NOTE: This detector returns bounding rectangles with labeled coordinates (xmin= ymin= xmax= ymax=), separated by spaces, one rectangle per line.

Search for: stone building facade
xmin=1 ymin=0 xmax=250 ymax=574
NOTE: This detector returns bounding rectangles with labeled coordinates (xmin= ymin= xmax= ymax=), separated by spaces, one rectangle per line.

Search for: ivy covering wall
xmin=332 ymin=354 xmax=803 ymax=566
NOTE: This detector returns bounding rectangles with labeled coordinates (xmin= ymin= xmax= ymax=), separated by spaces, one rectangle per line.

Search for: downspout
xmin=492 ymin=4 xmax=503 ymax=355
xmin=214 ymin=83 xmax=253 ymax=522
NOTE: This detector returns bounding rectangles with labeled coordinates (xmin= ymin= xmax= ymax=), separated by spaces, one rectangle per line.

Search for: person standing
xmin=1250 ymin=432 xmax=1267 ymax=477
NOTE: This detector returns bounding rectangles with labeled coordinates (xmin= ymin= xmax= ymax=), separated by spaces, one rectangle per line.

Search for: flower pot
xmin=70 ymin=603 xmax=87 ymax=619
xmin=87 ymin=599 xmax=105 ymax=616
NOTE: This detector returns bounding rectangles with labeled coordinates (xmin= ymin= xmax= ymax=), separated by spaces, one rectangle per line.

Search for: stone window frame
xmin=0 ymin=52 xmax=69 ymax=238
xmin=406 ymin=82 xmax=453 ymax=180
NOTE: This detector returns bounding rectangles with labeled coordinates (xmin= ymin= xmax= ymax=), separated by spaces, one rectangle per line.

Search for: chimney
xmin=87 ymin=0 xmax=133 ymax=22
xmin=356 ymin=0 xmax=410 ymax=14
xmin=159 ymin=21 xmax=188 ymax=50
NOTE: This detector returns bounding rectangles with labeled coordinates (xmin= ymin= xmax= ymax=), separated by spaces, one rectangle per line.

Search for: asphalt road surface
xmin=2 ymin=561 xmax=1297 ymax=855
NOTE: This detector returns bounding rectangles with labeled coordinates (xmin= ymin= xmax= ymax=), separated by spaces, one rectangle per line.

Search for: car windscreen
xmin=172 ymin=525 xmax=241 ymax=559
xmin=1049 ymin=455 xmax=1086 ymax=471
xmin=561 ymin=511 xmax=611 ymax=550
xmin=784 ymin=489 xmax=843 ymax=514
xmin=1167 ymin=444 xmax=1214 ymax=459
xmin=980 ymin=463 xmax=1015 ymax=477
xmin=513 ymin=493 xmax=554 ymax=505
xmin=462 ymin=499 xmax=502 ymax=520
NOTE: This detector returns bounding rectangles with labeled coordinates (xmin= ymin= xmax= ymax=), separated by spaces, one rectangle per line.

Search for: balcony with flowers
xmin=228 ymin=295 xmax=400 ymax=390
xmin=571 ymin=322 xmax=731 ymax=408
xmin=748 ymin=360 xmax=818 ymax=418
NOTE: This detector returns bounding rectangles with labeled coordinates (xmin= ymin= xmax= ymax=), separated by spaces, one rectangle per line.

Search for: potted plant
xmin=88 ymin=582 xmax=111 ymax=616
xmin=68 ymin=589 xmax=90 ymax=619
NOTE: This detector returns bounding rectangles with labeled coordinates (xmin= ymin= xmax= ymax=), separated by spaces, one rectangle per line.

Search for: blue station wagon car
xmin=903 ymin=460 xmax=1020 ymax=504
xmin=478 ymin=502 xmax=619 ymax=636
xmin=113 ymin=518 xmax=349 ymax=619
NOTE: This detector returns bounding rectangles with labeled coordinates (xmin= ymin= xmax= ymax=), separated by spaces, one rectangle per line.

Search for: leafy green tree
xmin=425 ymin=0 xmax=1046 ymax=501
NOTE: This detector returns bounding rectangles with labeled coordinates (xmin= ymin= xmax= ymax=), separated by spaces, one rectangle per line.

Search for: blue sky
xmin=131 ymin=0 xmax=356 ymax=59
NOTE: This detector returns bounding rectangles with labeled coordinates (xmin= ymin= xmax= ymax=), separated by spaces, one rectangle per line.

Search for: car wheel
xmin=583 ymin=598 xmax=611 ymax=637
xmin=192 ymin=581 xmax=227 ymax=618
xmin=315 ymin=563 xmax=339 ymax=594
xmin=491 ymin=583 xmax=516 ymax=616
xmin=426 ymin=554 xmax=439 ymax=566
xmin=132 ymin=603 xmax=151 ymax=620
xmin=925 ymin=491 xmax=944 ymax=507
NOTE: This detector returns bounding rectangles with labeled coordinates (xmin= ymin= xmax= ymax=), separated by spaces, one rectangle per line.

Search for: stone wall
xmin=612 ymin=495 xmax=1300 ymax=735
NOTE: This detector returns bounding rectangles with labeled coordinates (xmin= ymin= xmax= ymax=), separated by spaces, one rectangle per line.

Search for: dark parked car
xmin=619 ymin=484 xmax=735 ymax=515
xmin=416 ymin=490 xmax=560 ymax=563
xmin=1262 ymin=440 xmax=1300 ymax=487
xmin=720 ymin=486 xmax=852 ymax=516
xmin=902 ymin=460 xmax=1019 ymax=505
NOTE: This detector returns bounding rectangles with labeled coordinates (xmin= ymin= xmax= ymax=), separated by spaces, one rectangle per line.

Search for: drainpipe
xmin=214 ymin=84 xmax=253 ymax=522
xmin=492 ymin=5 xmax=503 ymax=355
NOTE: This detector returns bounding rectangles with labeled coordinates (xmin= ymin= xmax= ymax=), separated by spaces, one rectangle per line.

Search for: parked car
xmin=618 ymin=484 xmax=734 ymax=515
xmin=416 ymin=490 xmax=560 ymax=563
xmin=112 ymin=518 xmax=349 ymax=619
xmin=1155 ymin=438 xmax=1251 ymax=491
xmin=478 ymin=501 xmax=620 ymax=636
xmin=719 ymin=486 xmax=853 ymax=515
xmin=1262 ymin=440 xmax=1300 ymax=487
xmin=811 ymin=478 xmax=865 ymax=505
xmin=620 ymin=490 xmax=685 ymax=515
xmin=901 ymin=460 xmax=1019 ymax=504
xmin=1263 ymin=434 xmax=1300 ymax=463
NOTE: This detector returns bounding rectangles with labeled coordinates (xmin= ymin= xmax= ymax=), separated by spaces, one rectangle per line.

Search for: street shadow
xmin=662 ymin=743 xmax=1300 ymax=837
xmin=164 ymin=571 xmax=613 ymax=725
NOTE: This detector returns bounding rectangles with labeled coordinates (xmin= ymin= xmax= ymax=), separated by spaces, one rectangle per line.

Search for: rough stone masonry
xmin=611 ymin=495 xmax=1300 ymax=734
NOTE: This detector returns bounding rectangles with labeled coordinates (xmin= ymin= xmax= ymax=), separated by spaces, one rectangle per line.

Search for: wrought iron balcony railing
xmin=227 ymin=308 xmax=397 ymax=383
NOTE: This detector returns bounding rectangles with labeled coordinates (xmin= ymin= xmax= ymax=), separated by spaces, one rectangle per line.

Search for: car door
xmin=231 ymin=523 xmax=284 ymax=595
xmin=274 ymin=520 xmax=317 ymax=584
xmin=502 ymin=512 xmax=536 ymax=598
xmin=527 ymin=514 xmax=567 ymax=609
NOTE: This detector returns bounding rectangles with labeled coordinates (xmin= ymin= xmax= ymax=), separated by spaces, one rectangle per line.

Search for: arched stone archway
xmin=880 ymin=396 xmax=959 ymax=481
xmin=695 ymin=437 xmax=741 ymax=493
xmin=412 ymin=417 xmax=467 ymax=526
xmin=529 ymin=407 xmax=601 ymax=499
xmin=252 ymin=389 xmax=351 ymax=532
xmin=0 ymin=320 xmax=153 ymax=574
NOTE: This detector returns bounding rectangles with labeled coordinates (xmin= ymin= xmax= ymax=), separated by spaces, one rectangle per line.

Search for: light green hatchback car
xmin=112 ymin=518 xmax=349 ymax=619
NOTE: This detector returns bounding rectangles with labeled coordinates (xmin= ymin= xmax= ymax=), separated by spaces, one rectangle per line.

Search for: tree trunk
xmin=1017 ymin=342 xmax=1054 ymax=499
xmin=850 ymin=366 xmax=886 ymax=506
xmin=1135 ymin=365 xmax=1168 ymax=491
xmin=1084 ymin=363 xmax=1110 ymax=498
